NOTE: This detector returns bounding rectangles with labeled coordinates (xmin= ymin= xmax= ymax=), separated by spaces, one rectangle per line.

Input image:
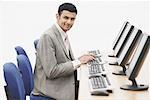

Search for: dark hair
xmin=58 ymin=3 xmax=77 ymax=15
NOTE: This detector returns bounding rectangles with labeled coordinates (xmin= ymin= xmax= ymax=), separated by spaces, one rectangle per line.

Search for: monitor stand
xmin=112 ymin=65 xmax=126 ymax=76
xmin=108 ymin=54 xmax=116 ymax=57
xmin=120 ymin=79 xmax=149 ymax=91
xmin=109 ymin=61 xmax=118 ymax=65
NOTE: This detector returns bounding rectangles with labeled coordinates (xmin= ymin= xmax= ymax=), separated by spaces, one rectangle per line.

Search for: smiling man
xmin=32 ymin=3 xmax=95 ymax=100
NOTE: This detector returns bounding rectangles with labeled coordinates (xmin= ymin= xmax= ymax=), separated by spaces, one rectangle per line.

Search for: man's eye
xmin=64 ymin=16 xmax=69 ymax=19
xmin=71 ymin=18 xmax=75 ymax=21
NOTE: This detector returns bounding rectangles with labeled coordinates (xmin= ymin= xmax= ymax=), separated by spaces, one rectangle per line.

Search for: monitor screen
xmin=114 ymin=23 xmax=134 ymax=57
xmin=117 ymin=28 xmax=142 ymax=66
xmin=112 ymin=21 xmax=129 ymax=50
xmin=126 ymin=34 xmax=150 ymax=80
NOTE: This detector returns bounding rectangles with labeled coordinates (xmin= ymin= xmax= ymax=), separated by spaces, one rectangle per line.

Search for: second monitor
xmin=112 ymin=28 xmax=142 ymax=75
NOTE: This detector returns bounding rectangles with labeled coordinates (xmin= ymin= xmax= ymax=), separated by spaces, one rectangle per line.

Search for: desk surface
xmin=78 ymin=53 xmax=150 ymax=100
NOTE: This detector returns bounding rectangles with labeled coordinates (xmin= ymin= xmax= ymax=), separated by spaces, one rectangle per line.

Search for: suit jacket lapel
xmin=52 ymin=25 xmax=70 ymax=59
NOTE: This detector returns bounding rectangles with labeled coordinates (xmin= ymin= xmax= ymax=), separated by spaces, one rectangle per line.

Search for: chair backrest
xmin=3 ymin=62 xmax=26 ymax=100
xmin=17 ymin=54 xmax=34 ymax=96
xmin=15 ymin=46 xmax=28 ymax=58
xmin=15 ymin=45 xmax=32 ymax=70
xmin=34 ymin=39 xmax=39 ymax=50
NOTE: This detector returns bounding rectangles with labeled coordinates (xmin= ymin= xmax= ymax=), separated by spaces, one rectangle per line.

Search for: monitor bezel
xmin=114 ymin=24 xmax=134 ymax=57
xmin=126 ymin=34 xmax=150 ymax=80
xmin=112 ymin=21 xmax=129 ymax=50
xmin=118 ymin=28 xmax=142 ymax=66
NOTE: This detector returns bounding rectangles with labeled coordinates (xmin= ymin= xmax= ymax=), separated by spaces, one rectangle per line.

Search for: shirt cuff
xmin=72 ymin=59 xmax=81 ymax=69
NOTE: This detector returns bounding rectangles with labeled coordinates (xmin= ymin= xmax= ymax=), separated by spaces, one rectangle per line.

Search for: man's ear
xmin=56 ymin=14 xmax=59 ymax=20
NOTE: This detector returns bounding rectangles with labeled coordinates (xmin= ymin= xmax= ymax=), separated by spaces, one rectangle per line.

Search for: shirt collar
xmin=55 ymin=23 xmax=67 ymax=42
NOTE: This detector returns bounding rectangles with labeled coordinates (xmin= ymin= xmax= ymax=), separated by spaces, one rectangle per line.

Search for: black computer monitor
xmin=120 ymin=34 xmax=150 ymax=91
xmin=114 ymin=23 xmax=134 ymax=57
xmin=112 ymin=28 xmax=142 ymax=75
xmin=109 ymin=22 xmax=134 ymax=57
xmin=112 ymin=21 xmax=129 ymax=50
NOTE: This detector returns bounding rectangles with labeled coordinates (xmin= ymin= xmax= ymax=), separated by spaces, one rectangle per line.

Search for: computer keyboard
xmin=88 ymin=56 xmax=102 ymax=65
xmin=88 ymin=50 xmax=100 ymax=55
xmin=90 ymin=75 xmax=107 ymax=89
xmin=87 ymin=49 xmax=113 ymax=96
xmin=88 ymin=64 xmax=105 ymax=75
xmin=87 ymin=50 xmax=108 ymax=66
xmin=88 ymin=74 xmax=113 ymax=96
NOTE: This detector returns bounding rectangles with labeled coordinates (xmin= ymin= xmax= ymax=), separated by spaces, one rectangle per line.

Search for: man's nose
xmin=66 ymin=19 xmax=72 ymax=24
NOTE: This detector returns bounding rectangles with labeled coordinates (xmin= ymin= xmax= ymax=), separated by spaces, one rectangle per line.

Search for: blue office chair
xmin=17 ymin=55 xmax=54 ymax=100
xmin=3 ymin=62 xmax=26 ymax=100
xmin=34 ymin=39 xmax=39 ymax=50
xmin=15 ymin=45 xmax=32 ymax=69
xmin=17 ymin=54 xmax=34 ymax=96
xmin=3 ymin=62 xmax=52 ymax=100
xmin=15 ymin=46 xmax=28 ymax=58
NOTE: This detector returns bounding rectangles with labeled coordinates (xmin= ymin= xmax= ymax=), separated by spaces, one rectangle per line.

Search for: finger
xmin=85 ymin=53 xmax=95 ymax=57
xmin=89 ymin=53 xmax=96 ymax=57
xmin=90 ymin=56 xmax=95 ymax=60
xmin=90 ymin=56 xmax=96 ymax=60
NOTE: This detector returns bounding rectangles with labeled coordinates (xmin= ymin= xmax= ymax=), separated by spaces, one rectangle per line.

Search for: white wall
xmin=0 ymin=1 xmax=149 ymax=100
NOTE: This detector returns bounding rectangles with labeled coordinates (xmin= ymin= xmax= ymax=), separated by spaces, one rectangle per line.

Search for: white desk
xmin=78 ymin=53 xmax=150 ymax=100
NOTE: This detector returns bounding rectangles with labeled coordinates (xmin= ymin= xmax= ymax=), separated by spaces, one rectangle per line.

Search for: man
xmin=32 ymin=3 xmax=95 ymax=100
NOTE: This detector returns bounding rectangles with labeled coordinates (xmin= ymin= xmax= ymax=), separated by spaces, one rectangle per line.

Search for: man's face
xmin=56 ymin=10 xmax=76 ymax=32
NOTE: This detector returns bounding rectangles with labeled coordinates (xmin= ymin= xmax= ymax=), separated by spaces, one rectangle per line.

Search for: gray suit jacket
xmin=32 ymin=24 xmax=76 ymax=100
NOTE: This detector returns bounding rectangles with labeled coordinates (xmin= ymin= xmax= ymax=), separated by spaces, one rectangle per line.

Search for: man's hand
xmin=78 ymin=54 xmax=95 ymax=64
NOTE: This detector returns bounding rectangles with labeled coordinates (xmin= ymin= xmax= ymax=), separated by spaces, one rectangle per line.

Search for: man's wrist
xmin=72 ymin=59 xmax=81 ymax=69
